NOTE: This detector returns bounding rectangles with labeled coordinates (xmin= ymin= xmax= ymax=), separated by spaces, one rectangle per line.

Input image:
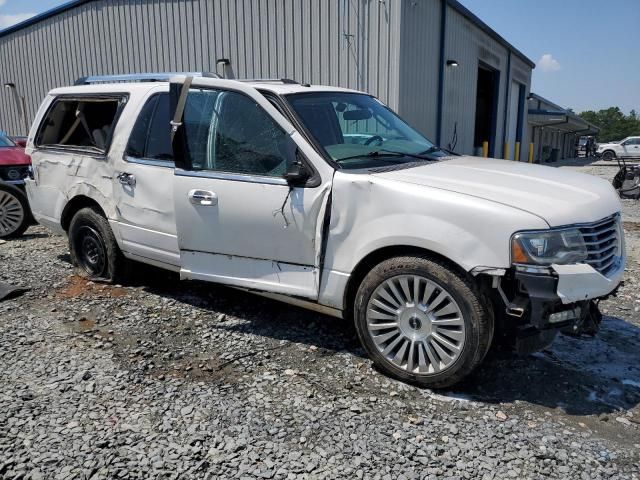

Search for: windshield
xmin=0 ymin=134 xmax=15 ymax=147
xmin=286 ymin=92 xmax=447 ymax=169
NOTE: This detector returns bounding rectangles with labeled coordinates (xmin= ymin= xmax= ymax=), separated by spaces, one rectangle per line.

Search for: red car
xmin=0 ymin=132 xmax=32 ymax=238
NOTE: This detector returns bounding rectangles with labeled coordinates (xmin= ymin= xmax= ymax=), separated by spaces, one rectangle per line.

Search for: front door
xmin=622 ymin=137 xmax=640 ymax=158
xmin=170 ymin=78 xmax=331 ymax=298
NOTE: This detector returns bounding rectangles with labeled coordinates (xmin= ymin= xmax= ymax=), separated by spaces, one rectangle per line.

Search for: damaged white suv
xmin=25 ymin=73 xmax=625 ymax=388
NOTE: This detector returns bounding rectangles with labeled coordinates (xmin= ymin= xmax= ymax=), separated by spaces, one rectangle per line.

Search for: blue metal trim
xmin=0 ymin=0 xmax=93 ymax=38
xmin=501 ymin=51 xmax=512 ymax=150
xmin=528 ymin=109 xmax=570 ymax=116
xmin=489 ymin=67 xmax=500 ymax=158
xmin=436 ymin=0 xmax=447 ymax=146
xmin=515 ymin=84 xmax=525 ymax=144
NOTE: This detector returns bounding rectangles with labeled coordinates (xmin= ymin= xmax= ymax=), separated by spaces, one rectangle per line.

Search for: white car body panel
xmin=378 ymin=157 xmax=622 ymax=227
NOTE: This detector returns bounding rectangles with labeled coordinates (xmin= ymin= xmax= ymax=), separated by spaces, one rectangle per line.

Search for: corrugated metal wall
xmin=1 ymin=0 xmax=533 ymax=158
xmin=397 ymin=0 xmax=441 ymax=141
xmin=0 ymin=0 xmax=402 ymax=135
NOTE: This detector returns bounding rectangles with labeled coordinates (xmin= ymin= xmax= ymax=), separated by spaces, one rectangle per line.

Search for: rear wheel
xmin=353 ymin=256 xmax=493 ymax=389
xmin=68 ymin=207 xmax=124 ymax=282
xmin=0 ymin=183 xmax=29 ymax=239
xmin=602 ymin=150 xmax=616 ymax=161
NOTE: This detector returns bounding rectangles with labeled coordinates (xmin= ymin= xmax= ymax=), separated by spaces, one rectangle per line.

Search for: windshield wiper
xmin=336 ymin=149 xmax=438 ymax=163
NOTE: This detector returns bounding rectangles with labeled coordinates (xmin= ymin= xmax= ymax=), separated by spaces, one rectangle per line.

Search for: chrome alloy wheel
xmin=0 ymin=189 xmax=25 ymax=237
xmin=366 ymin=275 xmax=465 ymax=374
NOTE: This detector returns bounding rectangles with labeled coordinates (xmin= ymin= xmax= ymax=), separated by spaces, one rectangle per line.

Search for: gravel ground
xmin=1 ymin=163 xmax=639 ymax=479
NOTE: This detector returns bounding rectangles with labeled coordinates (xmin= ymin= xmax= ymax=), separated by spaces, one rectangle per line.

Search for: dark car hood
xmin=0 ymin=147 xmax=31 ymax=166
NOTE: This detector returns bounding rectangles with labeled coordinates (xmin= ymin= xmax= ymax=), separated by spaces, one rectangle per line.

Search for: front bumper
xmin=496 ymin=259 xmax=624 ymax=353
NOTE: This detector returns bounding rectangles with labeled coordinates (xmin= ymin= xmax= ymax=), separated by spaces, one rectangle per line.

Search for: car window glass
xmin=183 ymin=89 xmax=288 ymax=177
xmin=145 ymin=94 xmax=172 ymax=160
xmin=287 ymin=92 xmax=435 ymax=168
xmin=0 ymin=134 xmax=15 ymax=147
xmin=126 ymin=95 xmax=158 ymax=158
xmin=36 ymin=98 xmax=121 ymax=153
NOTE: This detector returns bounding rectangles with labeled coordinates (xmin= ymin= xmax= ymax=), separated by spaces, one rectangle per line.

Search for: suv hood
xmin=0 ymin=147 xmax=31 ymax=166
xmin=375 ymin=156 xmax=620 ymax=227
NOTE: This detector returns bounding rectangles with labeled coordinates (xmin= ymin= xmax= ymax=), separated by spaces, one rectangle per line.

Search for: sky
xmin=1 ymin=0 xmax=639 ymax=114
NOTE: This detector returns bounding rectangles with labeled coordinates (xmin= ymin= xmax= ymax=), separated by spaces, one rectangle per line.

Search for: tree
xmin=578 ymin=107 xmax=640 ymax=142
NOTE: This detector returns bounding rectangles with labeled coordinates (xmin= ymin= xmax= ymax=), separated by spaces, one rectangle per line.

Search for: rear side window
xmin=36 ymin=96 xmax=124 ymax=153
xmin=126 ymin=93 xmax=172 ymax=163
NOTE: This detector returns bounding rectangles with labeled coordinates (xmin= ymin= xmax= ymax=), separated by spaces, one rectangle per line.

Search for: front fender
xmin=324 ymin=172 xmax=549 ymax=275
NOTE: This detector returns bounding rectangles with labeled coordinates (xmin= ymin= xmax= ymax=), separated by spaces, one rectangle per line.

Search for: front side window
xmin=286 ymin=92 xmax=445 ymax=169
xmin=182 ymin=89 xmax=289 ymax=177
xmin=36 ymin=97 xmax=123 ymax=153
xmin=126 ymin=93 xmax=173 ymax=162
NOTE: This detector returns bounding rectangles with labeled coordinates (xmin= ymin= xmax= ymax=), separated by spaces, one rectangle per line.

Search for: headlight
xmin=511 ymin=229 xmax=587 ymax=265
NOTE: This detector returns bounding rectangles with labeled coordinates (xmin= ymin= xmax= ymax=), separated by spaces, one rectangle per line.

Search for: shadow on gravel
xmin=451 ymin=316 xmax=640 ymax=416
xmin=124 ymin=262 xmax=364 ymax=357
xmin=90 ymin=261 xmax=640 ymax=416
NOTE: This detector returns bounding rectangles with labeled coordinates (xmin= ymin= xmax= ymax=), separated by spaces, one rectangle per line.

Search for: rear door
xmin=111 ymin=88 xmax=180 ymax=268
xmin=170 ymin=77 xmax=333 ymax=298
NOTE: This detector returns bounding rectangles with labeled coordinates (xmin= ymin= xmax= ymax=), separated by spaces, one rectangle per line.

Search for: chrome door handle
xmin=117 ymin=172 xmax=136 ymax=187
xmin=188 ymin=189 xmax=217 ymax=206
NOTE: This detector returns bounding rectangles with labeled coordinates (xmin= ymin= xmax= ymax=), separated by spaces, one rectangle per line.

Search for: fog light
xmin=549 ymin=307 xmax=581 ymax=324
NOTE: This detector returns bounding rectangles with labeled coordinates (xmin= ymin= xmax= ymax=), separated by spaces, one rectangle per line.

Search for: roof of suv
xmin=49 ymin=79 xmax=365 ymax=97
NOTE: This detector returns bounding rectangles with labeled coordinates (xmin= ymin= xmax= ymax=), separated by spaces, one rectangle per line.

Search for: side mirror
xmin=283 ymin=154 xmax=311 ymax=186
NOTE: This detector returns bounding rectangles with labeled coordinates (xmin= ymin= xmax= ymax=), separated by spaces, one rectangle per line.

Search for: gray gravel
xmin=1 ymin=162 xmax=639 ymax=479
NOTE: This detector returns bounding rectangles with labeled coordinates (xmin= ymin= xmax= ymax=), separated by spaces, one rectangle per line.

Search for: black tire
xmin=0 ymin=183 xmax=30 ymax=239
xmin=353 ymin=255 xmax=494 ymax=389
xmin=602 ymin=150 xmax=616 ymax=161
xmin=68 ymin=207 xmax=124 ymax=282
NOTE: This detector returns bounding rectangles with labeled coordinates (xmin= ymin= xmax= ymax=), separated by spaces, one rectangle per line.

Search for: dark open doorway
xmin=474 ymin=64 xmax=500 ymax=157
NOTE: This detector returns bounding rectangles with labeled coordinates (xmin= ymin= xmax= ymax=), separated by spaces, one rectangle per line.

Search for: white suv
xmin=25 ymin=74 xmax=625 ymax=388
xmin=597 ymin=136 xmax=640 ymax=161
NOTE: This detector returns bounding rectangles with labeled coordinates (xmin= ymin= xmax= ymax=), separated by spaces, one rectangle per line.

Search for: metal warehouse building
xmin=0 ymin=0 xmax=535 ymax=159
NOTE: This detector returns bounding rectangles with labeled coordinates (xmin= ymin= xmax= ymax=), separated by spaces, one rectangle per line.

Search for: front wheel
xmin=602 ymin=150 xmax=616 ymax=161
xmin=68 ymin=207 xmax=124 ymax=282
xmin=353 ymin=256 xmax=493 ymax=389
xmin=0 ymin=183 xmax=30 ymax=239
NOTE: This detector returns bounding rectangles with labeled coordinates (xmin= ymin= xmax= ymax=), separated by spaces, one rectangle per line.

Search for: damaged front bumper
xmin=495 ymin=259 xmax=624 ymax=354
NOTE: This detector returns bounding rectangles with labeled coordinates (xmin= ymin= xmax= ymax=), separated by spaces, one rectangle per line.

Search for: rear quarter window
xmin=35 ymin=95 xmax=127 ymax=154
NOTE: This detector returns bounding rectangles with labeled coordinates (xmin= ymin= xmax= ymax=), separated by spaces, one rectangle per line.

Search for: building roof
xmin=0 ymin=0 xmax=536 ymax=68
xmin=528 ymin=93 xmax=600 ymax=135
xmin=0 ymin=0 xmax=92 ymax=38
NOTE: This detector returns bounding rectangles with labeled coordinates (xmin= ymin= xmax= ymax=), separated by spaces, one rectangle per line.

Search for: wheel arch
xmin=60 ymin=195 xmax=108 ymax=232
xmin=342 ymin=245 xmax=472 ymax=319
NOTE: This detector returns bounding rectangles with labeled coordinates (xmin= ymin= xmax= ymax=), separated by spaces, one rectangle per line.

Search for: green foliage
xmin=578 ymin=107 xmax=640 ymax=143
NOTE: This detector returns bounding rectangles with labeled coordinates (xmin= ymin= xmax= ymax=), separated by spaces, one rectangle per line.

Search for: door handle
xmin=117 ymin=172 xmax=136 ymax=187
xmin=188 ymin=189 xmax=217 ymax=206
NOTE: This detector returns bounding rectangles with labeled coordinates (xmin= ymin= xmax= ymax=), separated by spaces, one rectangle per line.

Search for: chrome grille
xmin=579 ymin=215 xmax=621 ymax=277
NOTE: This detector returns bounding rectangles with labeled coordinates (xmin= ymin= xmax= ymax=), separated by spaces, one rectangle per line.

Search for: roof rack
xmin=236 ymin=78 xmax=300 ymax=84
xmin=74 ymin=72 xmax=221 ymax=85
